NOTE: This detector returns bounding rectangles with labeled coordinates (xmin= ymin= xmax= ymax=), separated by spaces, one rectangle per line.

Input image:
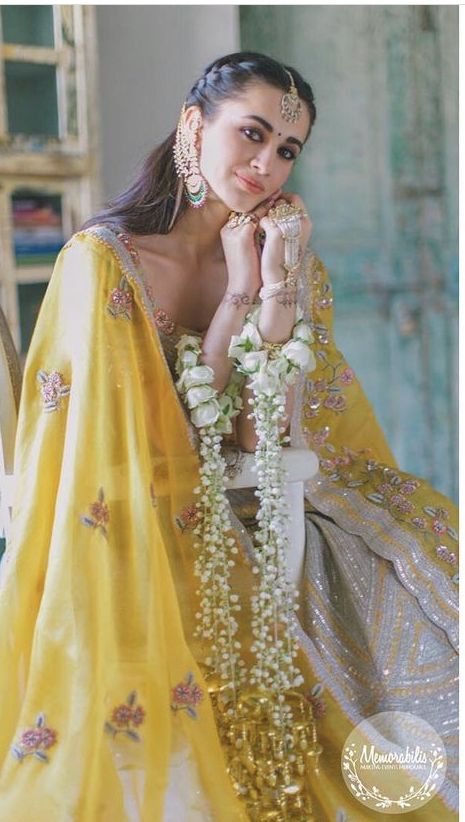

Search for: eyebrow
xmin=241 ymin=114 xmax=304 ymax=151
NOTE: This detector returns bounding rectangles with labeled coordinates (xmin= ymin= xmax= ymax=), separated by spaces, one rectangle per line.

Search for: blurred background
xmin=0 ymin=5 xmax=458 ymax=502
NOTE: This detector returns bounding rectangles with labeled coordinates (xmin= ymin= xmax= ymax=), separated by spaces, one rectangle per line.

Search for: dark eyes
xmin=241 ymin=127 xmax=297 ymax=161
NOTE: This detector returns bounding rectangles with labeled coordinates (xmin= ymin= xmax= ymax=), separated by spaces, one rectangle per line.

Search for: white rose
xmin=281 ymin=340 xmax=312 ymax=370
xmin=240 ymin=350 xmax=268 ymax=373
xmin=183 ymin=365 xmax=215 ymax=389
xmin=293 ymin=323 xmax=314 ymax=344
xmin=185 ymin=385 xmax=217 ymax=408
xmin=191 ymin=400 xmax=220 ymax=427
xmin=175 ymin=335 xmax=201 ymax=355
xmin=179 ymin=349 xmax=199 ymax=367
xmin=249 ymin=370 xmax=281 ymax=396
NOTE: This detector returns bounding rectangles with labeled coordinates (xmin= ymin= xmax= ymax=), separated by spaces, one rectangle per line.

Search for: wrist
xmin=223 ymin=287 xmax=258 ymax=305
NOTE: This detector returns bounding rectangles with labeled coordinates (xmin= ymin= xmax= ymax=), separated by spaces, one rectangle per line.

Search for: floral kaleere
xmin=174 ymin=305 xmax=316 ymax=724
xmin=228 ymin=304 xmax=316 ymax=729
xmin=174 ymin=335 xmax=246 ymax=701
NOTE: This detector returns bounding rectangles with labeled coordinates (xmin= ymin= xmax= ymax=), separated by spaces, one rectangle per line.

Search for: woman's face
xmin=194 ymin=81 xmax=311 ymax=211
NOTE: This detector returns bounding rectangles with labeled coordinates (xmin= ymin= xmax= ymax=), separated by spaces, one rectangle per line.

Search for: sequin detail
xmin=80 ymin=487 xmax=110 ymax=538
xmin=11 ymin=713 xmax=58 ymax=763
xmin=107 ymin=275 xmax=133 ymax=320
xmin=104 ymin=691 xmax=146 ymax=741
xmin=171 ymin=672 xmax=204 ymax=718
xmin=37 ymin=370 xmax=70 ymax=412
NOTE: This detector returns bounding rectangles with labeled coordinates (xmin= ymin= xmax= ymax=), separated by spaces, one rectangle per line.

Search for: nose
xmin=250 ymin=143 xmax=275 ymax=176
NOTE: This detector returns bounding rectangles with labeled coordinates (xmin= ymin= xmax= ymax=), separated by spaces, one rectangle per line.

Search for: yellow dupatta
xmin=0 ymin=230 xmax=248 ymax=821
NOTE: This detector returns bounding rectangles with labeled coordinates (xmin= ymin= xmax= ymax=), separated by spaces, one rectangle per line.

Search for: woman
xmin=0 ymin=52 xmax=458 ymax=822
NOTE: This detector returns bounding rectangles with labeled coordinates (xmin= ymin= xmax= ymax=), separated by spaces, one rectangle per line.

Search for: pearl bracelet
xmin=259 ymin=277 xmax=298 ymax=301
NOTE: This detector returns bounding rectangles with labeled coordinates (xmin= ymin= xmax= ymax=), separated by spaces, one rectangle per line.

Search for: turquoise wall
xmin=240 ymin=6 xmax=458 ymax=502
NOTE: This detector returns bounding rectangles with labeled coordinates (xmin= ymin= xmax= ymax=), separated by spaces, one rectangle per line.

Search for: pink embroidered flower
xmin=390 ymin=495 xmax=414 ymax=514
xmin=107 ymin=276 xmax=133 ymax=320
xmin=20 ymin=729 xmax=42 ymax=749
xmin=171 ymin=673 xmax=204 ymax=718
xmin=320 ymin=459 xmax=336 ymax=472
xmin=132 ymin=705 xmax=146 ymax=726
xmin=12 ymin=714 xmax=58 ymax=763
xmin=323 ymin=395 xmax=347 ymax=412
xmin=399 ymin=480 xmax=420 ymax=495
xmin=105 ymin=691 xmax=146 ymax=741
xmin=335 ymin=455 xmax=352 ymax=466
xmin=38 ymin=727 xmax=58 ymax=749
xmin=81 ymin=487 xmax=109 ymax=538
xmin=111 ymin=704 xmax=134 ymax=727
xmin=176 ymin=504 xmax=203 ymax=533
xmin=313 ymin=379 xmax=327 ymax=392
xmin=411 ymin=517 xmax=427 ymax=529
xmin=339 ymin=368 xmax=354 ymax=386
xmin=432 ymin=519 xmax=447 ymax=535
xmin=311 ymin=427 xmax=331 ymax=447
xmin=37 ymin=370 xmax=71 ymax=412
xmin=111 ymin=288 xmax=132 ymax=308
xmin=154 ymin=308 xmax=175 ymax=336
xmin=377 ymin=483 xmax=393 ymax=496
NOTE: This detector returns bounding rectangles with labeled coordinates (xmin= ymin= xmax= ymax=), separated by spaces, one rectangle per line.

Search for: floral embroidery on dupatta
xmin=11 ymin=713 xmax=58 ymax=763
xmin=303 ymin=352 xmax=354 ymax=419
xmin=313 ymin=448 xmax=459 ymax=578
xmin=80 ymin=487 xmax=110 ymax=538
xmin=106 ymin=275 xmax=133 ymax=320
xmin=175 ymin=503 xmax=203 ymax=533
xmin=104 ymin=691 xmax=146 ymax=741
xmin=171 ymin=672 xmax=204 ymax=718
xmin=37 ymin=370 xmax=70 ymax=412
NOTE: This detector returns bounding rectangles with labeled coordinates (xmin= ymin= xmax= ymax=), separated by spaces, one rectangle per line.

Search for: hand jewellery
xmin=268 ymin=200 xmax=306 ymax=281
xmin=226 ymin=211 xmax=259 ymax=229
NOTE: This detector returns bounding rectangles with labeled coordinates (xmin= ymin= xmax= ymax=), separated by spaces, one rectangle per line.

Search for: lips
xmin=235 ymin=173 xmax=265 ymax=193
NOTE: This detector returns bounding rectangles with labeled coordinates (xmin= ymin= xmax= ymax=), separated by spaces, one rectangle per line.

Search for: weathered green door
xmin=241 ymin=5 xmax=458 ymax=502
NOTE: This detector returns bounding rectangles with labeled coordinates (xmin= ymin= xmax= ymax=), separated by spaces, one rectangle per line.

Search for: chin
xmin=218 ymin=188 xmax=265 ymax=214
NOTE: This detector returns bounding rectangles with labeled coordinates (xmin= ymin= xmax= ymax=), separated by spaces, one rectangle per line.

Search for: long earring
xmin=173 ymin=103 xmax=208 ymax=208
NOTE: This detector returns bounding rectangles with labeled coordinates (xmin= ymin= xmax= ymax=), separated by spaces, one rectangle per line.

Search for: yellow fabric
xmin=0 ymin=234 xmax=247 ymax=821
xmin=0 ymin=229 xmax=458 ymax=821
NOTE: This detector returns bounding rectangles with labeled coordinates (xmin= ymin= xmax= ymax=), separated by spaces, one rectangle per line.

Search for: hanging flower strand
xmin=175 ymin=336 xmax=246 ymax=702
xmin=175 ymin=304 xmax=316 ymax=728
xmin=229 ymin=305 xmax=316 ymax=725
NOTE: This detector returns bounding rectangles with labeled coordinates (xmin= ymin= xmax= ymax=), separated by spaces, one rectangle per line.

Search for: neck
xmin=169 ymin=197 xmax=230 ymax=265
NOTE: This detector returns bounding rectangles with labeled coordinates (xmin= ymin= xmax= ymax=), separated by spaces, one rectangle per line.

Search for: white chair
xmin=225 ymin=448 xmax=318 ymax=590
xmin=0 ymin=305 xmax=22 ymax=544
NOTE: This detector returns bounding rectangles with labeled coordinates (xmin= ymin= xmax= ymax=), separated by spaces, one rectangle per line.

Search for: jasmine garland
xmin=174 ymin=305 xmax=316 ymax=719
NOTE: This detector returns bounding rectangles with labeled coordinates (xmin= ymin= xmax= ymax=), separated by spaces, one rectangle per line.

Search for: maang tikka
xmin=173 ymin=103 xmax=208 ymax=208
xmin=280 ymin=69 xmax=303 ymax=124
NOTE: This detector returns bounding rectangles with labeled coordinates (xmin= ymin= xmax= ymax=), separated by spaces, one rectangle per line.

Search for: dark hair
xmin=81 ymin=52 xmax=317 ymax=235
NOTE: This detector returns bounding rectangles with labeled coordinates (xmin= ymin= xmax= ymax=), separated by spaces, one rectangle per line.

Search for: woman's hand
xmin=219 ymin=190 xmax=282 ymax=296
xmin=258 ymin=192 xmax=313 ymax=283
